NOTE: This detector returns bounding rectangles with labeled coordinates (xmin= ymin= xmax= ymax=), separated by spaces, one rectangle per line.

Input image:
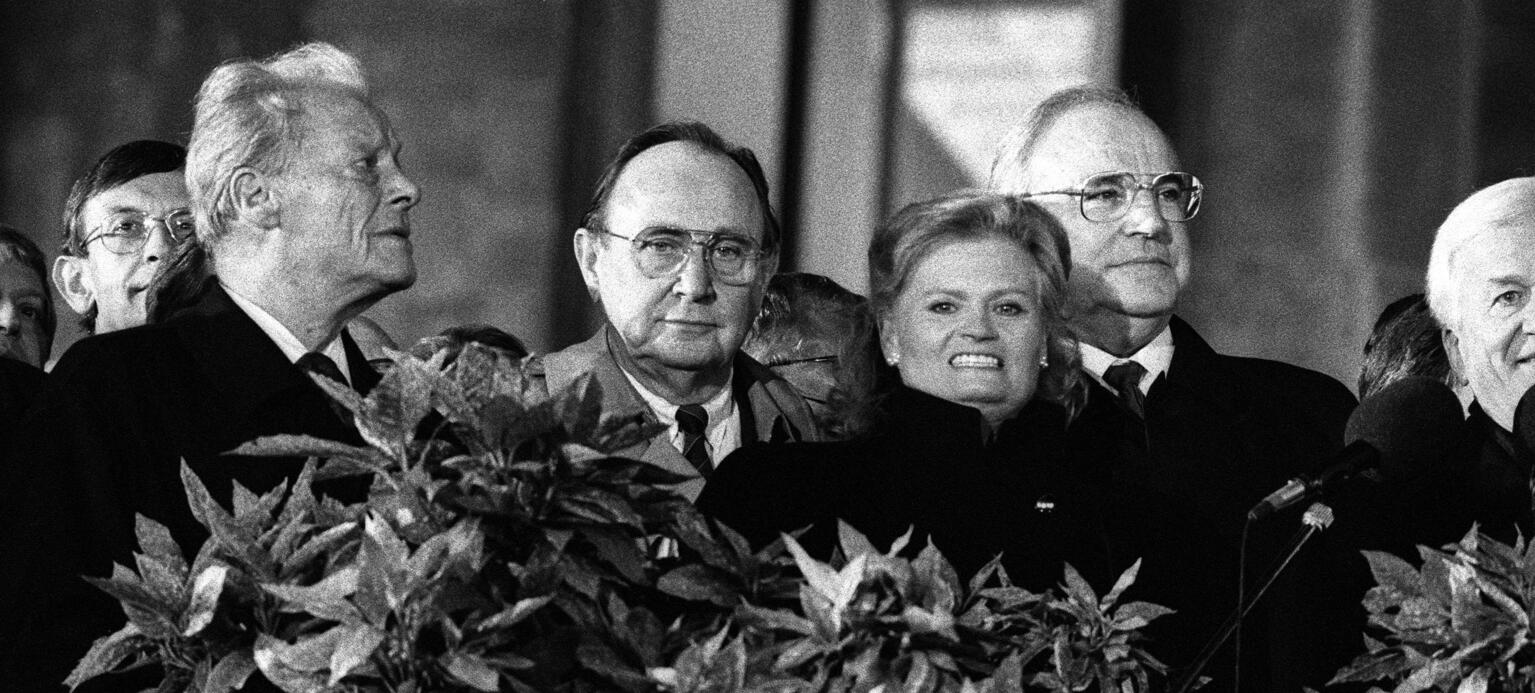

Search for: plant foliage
xmin=70 ymin=343 xmax=1170 ymax=692
xmin=1333 ymin=527 xmax=1535 ymax=692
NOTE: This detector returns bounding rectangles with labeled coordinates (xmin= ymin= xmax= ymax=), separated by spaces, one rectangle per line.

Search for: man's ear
xmin=1442 ymin=328 xmax=1469 ymax=385
xmin=229 ymin=166 xmax=280 ymax=229
xmin=52 ymin=255 xmax=95 ymax=316
xmin=573 ymin=228 xmax=604 ymax=298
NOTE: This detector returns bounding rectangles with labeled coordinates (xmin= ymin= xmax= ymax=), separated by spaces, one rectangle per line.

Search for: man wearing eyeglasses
xmin=990 ymin=87 xmax=1357 ymax=692
xmin=53 ymin=140 xmax=194 ymax=335
xmin=542 ymin=120 xmax=820 ymax=502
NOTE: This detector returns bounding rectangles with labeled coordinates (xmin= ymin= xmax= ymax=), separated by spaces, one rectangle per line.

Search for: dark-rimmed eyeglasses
xmin=1020 ymin=171 xmax=1203 ymax=223
xmin=592 ymin=226 xmax=766 ymax=286
xmin=80 ymin=209 xmax=197 ymax=255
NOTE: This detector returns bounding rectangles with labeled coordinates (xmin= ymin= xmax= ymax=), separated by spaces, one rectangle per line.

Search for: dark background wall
xmin=3 ymin=0 xmax=1533 ymax=390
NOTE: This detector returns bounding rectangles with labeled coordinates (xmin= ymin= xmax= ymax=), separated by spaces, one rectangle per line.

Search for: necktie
xmin=297 ymin=351 xmax=350 ymax=389
xmin=1103 ymin=360 xmax=1149 ymax=421
xmin=675 ymin=403 xmax=712 ymax=478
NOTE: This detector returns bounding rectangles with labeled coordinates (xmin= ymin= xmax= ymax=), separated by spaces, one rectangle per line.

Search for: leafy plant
xmin=69 ymin=343 xmax=1171 ymax=692
xmin=1332 ymin=528 xmax=1535 ymax=692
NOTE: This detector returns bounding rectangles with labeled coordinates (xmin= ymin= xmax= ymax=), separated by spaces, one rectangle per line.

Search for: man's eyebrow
xmin=637 ymin=225 xmax=754 ymax=238
xmin=1483 ymin=274 xmax=1531 ymax=287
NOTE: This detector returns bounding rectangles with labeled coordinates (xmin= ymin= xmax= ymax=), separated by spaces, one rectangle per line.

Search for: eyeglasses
xmin=765 ymin=355 xmax=837 ymax=369
xmin=1021 ymin=171 xmax=1203 ymax=223
xmin=593 ymin=226 xmax=766 ymax=286
xmin=81 ymin=209 xmax=197 ymax=255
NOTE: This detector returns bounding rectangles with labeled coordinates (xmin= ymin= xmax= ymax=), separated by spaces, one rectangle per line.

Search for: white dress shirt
xmin=223 ymin=283 xmax=352 ymax=386
xmin=620 ymin=368 xmax=742 ymax=468
xmin=1078 ymin=324 xmax=1175 ymax=397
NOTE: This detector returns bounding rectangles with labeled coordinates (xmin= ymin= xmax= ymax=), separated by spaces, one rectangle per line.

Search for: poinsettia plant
xmin=69 ymin=342 xmax=1171 ymax=692
xmin=1332 ymin=528 xmax=1535 ymax=692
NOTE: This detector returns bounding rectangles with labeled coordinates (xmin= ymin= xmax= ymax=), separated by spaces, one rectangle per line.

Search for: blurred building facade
xmin=2 ymin=0 xmax=1532 ymax=386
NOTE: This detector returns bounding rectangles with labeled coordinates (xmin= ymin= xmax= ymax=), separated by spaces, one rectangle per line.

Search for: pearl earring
xmin=1039 ymin=356 xmax=1049 ymax=368
xmin=887 ymin=355 xmax=900 ymax=367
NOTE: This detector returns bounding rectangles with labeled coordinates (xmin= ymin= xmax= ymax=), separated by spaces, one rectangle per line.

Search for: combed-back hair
xmin=988 ymin=85 xmax=1142 ymax=193
xmin=579 ymin=120 xmax=781 ymax=257
xmin=0 ymin=224 xmax=56 ymax=359
xmin=1426 ymin=177 xmax=1535 ymax=333
xmin=843 ymin=191 xmax=1085 ymax=436
xmin=60 ymin=140 xmax=187 ymax=258
xmin=745 ymin=272 xmax=867 ymax=365
xmin=1358 ymin=293 xmax=1454 ymax=400
xmin=744 ymin=273 xmax=871 ymax=440
xmin=187 ymin=42 xmax=369 ymax=243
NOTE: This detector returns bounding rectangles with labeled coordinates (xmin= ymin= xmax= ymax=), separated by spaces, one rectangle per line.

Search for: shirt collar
xmin=619 ymin=366 xmax=735 ymax=430
xmin=222 ymin=282 xmax=351 ymax=386
xmin=1079 ymin=324 xmax=1175 ymax=396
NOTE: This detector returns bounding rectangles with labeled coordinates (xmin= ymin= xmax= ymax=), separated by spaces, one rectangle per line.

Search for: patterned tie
xmin=1103 ymin=361 xmax=1149 ymax=421
xmin=675 ymin=403 xmax=712 ymax=478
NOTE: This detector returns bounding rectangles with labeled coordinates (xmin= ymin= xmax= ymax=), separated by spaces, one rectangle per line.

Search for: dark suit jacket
xmin=0 ymin=355 xmax=43 ymax=445
xmin=0 ymin=284 xmax=377 ymax=692
xmin=699 ymin=385 xmax=1111 ymax=590
xmin=1067 ymin=317 xmax=1358 ymax=693
xmin=536 ymin=327 xmax=821 ymax=501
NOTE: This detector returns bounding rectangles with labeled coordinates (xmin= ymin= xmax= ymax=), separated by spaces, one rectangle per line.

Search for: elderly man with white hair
xmin=2 ymin=42 xmax=418 ymax=690
xmin=1418 ymin=176 xmax=1535 ymax=543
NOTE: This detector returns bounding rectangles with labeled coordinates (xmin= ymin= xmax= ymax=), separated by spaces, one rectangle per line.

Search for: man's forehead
xmin=297 ymin=89 xmax=392 ymax=147
xmin=1024 ymin=105 xmax=1179 ymax=185
xmin=1456 ymin=226 xmax=1535 ymax=282
xmin=85 ymin=171 xmax=189 ymax=214
xmin=607 ymin=142 xmax=765 ymax=238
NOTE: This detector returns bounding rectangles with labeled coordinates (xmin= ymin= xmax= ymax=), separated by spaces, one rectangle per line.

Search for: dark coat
xmin=697 ymin=385 xmax=1111 ymax=591
xmin=1066 ymin=316 xmax=1359 ymax=693
xmin=0 ymin=284 xmax=377 ymax=692
xmin=0 ymin=355 xmax=44 ymax=444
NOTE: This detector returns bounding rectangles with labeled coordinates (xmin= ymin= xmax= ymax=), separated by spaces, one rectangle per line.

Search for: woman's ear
xmin=878 ymin=317 xmax=900 ymax=366
xmin=52 ymin=255 xmax=95 ymax=316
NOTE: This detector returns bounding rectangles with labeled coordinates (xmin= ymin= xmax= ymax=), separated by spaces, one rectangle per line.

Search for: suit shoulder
xmin=49 ymin=323 xmax=183 ymax=382
xmin=1218 ymin=354 xmax=1355 ymax=402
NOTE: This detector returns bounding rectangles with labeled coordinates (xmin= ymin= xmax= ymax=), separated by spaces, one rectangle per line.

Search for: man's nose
xmin=1121 ymin=188 xmax=1171 ymax=239
xmin=389 ymin=166 xmax=421 ymax=210
xmin=143 ymin=223 xmax=177 ymax=263
xmin=672 ymin=246 xmax=717 ymax=301
xmin=0 ymin=301 xmax=19 ymax=333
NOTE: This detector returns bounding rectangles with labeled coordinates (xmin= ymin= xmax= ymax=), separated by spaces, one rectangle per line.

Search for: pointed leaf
xmin=445 ymin=652 xmax=502 ymax=692
xmin=184 ymin=564 xmax=229 ymax=636
xmin=328 ymin=624 xmax=386 ymax=685
xmin=205 ymin=650 xmax=258 ymax=693
xmin=64 ymin=623 xmax=147 ymax=689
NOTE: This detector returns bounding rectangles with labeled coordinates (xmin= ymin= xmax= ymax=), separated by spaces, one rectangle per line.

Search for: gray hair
xmin=1425 ymin=177 xmax=1535 ymax=331
xmin=987 ymin=85 xmax=1142 ymax=193
xmin=187 ymin=42 xmax=369 ymax=243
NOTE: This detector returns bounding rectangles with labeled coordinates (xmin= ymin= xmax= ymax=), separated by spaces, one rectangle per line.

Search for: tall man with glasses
xmin=4 ymin=43 xmax=415 ymax=691
xmin=989 ymin=87 xmax=1357 ymax=692
xmin=540 ymin=120 xmax=820 ymax=502
xmin=53 ymin=140 xmax=195 ymax=335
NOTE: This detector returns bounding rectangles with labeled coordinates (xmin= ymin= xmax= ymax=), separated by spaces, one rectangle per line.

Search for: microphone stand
xmin=1169 ymin=503 xmax=1335 ymax=693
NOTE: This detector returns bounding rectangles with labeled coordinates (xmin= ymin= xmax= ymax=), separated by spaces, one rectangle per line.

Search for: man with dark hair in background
xmin=742 ymin=272 xmax=869 ymax=439
xmin=540 ymin=120 xmax=820 ymax=502
xmin=3 ymin=42 xmax=420 ymax=690
xmin=1358 ymin=293 xmax=1463 ymax=403
xmin=990 ymin=86 xmax=1358 ymax=691
xmin=53 ymin=139 xmax=195 ymax=334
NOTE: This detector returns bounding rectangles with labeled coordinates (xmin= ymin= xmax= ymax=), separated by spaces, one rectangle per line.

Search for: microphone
xmin=1247 ymin=376 xmax=1463 ymax=521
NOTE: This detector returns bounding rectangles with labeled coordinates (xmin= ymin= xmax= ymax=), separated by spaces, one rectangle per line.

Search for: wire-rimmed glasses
xmin=80 ymin=209 xmax=196 ymax=255
xmin=593 ymin=225 xmax=766 ymax=286
xmin=1020 ymin=171 xmax=1203 ymax=223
